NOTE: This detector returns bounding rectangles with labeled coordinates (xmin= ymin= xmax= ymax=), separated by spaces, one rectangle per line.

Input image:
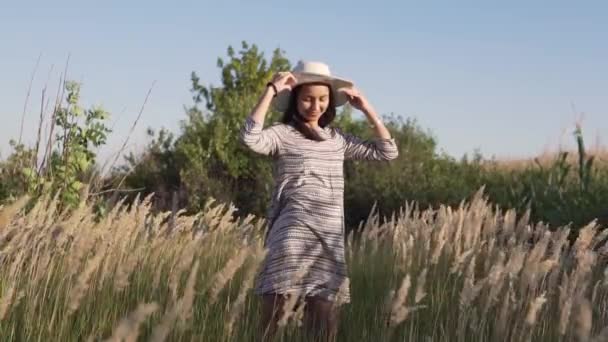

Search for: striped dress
xmin=240 ymin=117 xmax=399 ymax=303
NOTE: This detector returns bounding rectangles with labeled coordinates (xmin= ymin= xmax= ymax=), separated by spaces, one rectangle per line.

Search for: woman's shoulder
xmin=267 ymin=121 xmax=297 ymax=139
xmin=327 ymin=126 xmax=348 ymax=139
xmin=268 ymin=121 xmax=293 ymax=132
xmin=328 ymin=126 xmax=344 ymax=133
xmin=268 ymin=121 xmax=287 ymax=128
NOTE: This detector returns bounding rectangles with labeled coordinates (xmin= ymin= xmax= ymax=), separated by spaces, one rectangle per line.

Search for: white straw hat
xmin=272 ymin=60 xmax=354 ymax=112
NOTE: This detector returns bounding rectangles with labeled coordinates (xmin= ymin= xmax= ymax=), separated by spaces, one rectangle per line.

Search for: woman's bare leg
xmin=260 ymin=293 xmax=286 ymax=341
xmin=304 ymin=296 xmax=340 ymax=341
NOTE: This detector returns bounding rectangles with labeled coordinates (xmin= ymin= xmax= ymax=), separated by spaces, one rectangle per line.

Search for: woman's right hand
xmin=270 ymin=72 xmax=298 ymax=93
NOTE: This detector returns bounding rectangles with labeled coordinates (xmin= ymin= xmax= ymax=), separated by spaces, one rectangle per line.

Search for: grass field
xmin=1 ymin=190 xmax=607 ymax=341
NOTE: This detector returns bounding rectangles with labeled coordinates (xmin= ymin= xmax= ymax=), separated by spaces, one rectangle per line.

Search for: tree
xmin=115 ymin=127 xmax=182 ymax=210
xmin=0 ymin=81 xmax=111 ymax=209
xmin=120 ymin=41 xmax=291 ymax=215
xmin=178 ymin=41 xmax=291 ymax=214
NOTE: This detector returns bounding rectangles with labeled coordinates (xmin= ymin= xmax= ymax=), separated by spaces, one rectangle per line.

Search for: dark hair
xmin=280 ymin=83 xmax=337 ymax=141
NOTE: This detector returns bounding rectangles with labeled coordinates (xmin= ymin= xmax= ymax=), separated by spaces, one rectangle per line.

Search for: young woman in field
xmin=240 ymin=61 xmax=399 ymax=341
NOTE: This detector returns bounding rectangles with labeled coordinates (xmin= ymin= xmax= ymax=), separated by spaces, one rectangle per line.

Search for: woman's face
xmin=296 ymin=84 xmax=330 ymax=124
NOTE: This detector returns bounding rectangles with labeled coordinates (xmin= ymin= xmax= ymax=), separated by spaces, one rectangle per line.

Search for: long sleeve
xmin=239 ymin=117 xmax=282 ymax=156
xmin=336 ymin=128 xmax=399 ymax=161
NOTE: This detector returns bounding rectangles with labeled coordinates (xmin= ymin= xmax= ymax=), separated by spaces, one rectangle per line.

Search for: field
xmin=1 ymin=190 xmax=607 ymax=341
xmin=1 ymin=45 xmax=607 ymax=341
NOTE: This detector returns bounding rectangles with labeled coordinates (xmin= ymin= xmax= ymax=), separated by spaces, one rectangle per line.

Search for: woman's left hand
xmin=341 ymin=87 xmax=392 ymax=139
xmin=340 ymin=87 xmax=373 ymax=114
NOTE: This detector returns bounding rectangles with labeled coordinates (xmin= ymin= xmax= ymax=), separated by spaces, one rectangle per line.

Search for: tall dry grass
xmin=0 ymin=190 xmax=607 ymax=341
xmin=483 ymin=146 xmax=608 ymax=171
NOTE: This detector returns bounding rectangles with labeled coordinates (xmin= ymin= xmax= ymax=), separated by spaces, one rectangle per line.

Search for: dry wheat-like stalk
xmin=591 ymin=325 xmax=608 ymax=342
xmin=150 ymin=259 xmax=200 ymax=341
xmin=276 ymin=259 xmax=316 ymax=328
xmin=430 ymin=222 xmax=449 ymax=265
xmin=574 ymin=223 xmax=597 ymax=255
xmin=64 ymin=231 xmax=97 ymax=280
xmin=225 ymin=260 xmax=259 ymax=336
xmin=3 ymin=183 xmax=608 ymax=340
xmin=150 ymin=307 xmax=177 ymax=342
xmin=482 ymin=237 xmax=497 ymax=273
xmin=389 ymin=274 xmax=411 ymax=326
xmin=559 ymin=276 xmax=574 ymax=336
xmin=482 ymin=255 xmax=506 ymax=316
xmin=276 ymin=262 xmax=314 ymax=327
xmin=113 ymin=247 xmax=144 ymax=292
xmin=574 ymin=297 xmax=592 ymax=342
xmin=402 ymin=234 xmax=415 ymax=270
xmin=335 ymin=277 xmax=351 ymax=308
xmin=104 ymin=302 xmax=159 ymax=342
xmin=451 ymin=208 xmax=466 ymax=258
xmin=505 ymin=245 xmax=526 ymax=278
xmin=151 ymin=253 xmax=168 ymax=291
xmin=277 ymin=292 xmax=302 ymax=328
xmin=291 ymin=297 xmax=307 ymax=328
xmin=208 ymin=246 xmax=249 ymax=303
xmin=177 ymin=260 xmax=200 ymax=325
xmin=414 ymin=268 xmax=427 ymax=304
xmin=166 ymin=241 xmax=198 ymax=301
xmin=520 ymin=232 xmax=551 ymax=292
xmin=0 ymin=196 xmax=29 ymax=230
xmin=591 ymin=279 xmax=603 ymax=305
xmin=524 ymin=292 xmax=547 ymax=326
xmin=0 ymin=282 xmax=17 ymax=321
xmin=67 ymin=240 xmax=108 ymax=315
xmin=495 ymin=278 xmax=514 ymax=337
xmin=460 ymin=256 xmax=484 ymax=309
xmin=450 ymin=248 xmax=475 ymax=275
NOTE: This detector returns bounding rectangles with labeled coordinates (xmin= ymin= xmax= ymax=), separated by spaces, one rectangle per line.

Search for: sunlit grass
xmin=1 ymin=190 xmax=607 ymax=341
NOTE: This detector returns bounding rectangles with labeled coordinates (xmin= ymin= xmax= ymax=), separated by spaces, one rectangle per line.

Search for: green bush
xmin=0 ymin=81 xmax=111 ymax=211
xmin=110 ymin=42 xmax=608 ymax=235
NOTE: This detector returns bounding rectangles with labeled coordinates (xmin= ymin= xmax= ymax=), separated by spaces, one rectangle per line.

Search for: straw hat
xmin=272 ymin=60 xmax=354 ymax=112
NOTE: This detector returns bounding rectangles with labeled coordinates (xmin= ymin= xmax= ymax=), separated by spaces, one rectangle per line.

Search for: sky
xmin=1 ymin=1 xmax=607 ymax=166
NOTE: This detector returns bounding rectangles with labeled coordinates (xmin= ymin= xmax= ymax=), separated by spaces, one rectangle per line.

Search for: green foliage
xmin=120 ymin=41 xmax=291 ymax=215
xmin=0 ymin=80 xmax=111 ymax=210
xmin=340 ymin=113 xmax=453 ymax=227
xmin=479 ymin=130 xmax=608 ymax=230
xmin=49 ymin=81 xmax=111 ymax=206
xmin=343 ymin=116 xmax=608 ymax=231
xmin=3 ymin=42 xmax=605 ymax=238
xmin=115 ymin=42 xmax=608 ymax=234
xmin=116 ymin=127 xmax=182 ymax=209
xmin=179 ymin=41 xmax=290 ymax=214
xmin=0 ymin=140 xmax=37 ymax=201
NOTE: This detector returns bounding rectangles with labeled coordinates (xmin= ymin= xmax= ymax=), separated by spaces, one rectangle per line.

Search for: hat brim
xmin=271 ymin=72 xmax=354 ymax=113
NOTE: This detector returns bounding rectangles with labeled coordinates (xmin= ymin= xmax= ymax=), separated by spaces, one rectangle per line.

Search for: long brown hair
xmin=280 ymin=83 xmax=337 ymax=141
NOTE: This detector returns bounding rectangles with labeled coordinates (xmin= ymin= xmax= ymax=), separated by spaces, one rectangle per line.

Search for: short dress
xmin=239 ymin=117 xmax=399 ymax=303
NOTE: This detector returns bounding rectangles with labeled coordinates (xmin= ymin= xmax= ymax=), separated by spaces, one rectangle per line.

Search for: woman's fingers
xmin=272 ymin=72 xmax=298 ymax=91
xmin=284 ymin=74 xmax=298 ymax=87
xmin=339 ymin=87 xmax=368 ymax=110
xmin=340 ymin=87 xmax=360 ymax=98
xmin=272 ymin=71 xmax=288 ymax=83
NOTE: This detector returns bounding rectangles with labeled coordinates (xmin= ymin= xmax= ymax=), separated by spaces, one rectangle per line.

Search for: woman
xmin=240 ymin=61 xmax=398 ymax=341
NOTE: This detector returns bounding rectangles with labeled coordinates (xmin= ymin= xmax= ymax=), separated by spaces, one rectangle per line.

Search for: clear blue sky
xmin=1 ymin=1 xmax=607 ymax=164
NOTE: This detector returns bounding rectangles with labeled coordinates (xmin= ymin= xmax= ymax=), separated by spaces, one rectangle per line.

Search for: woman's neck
xmin=305 ymin=121 xmax=319 ymax=129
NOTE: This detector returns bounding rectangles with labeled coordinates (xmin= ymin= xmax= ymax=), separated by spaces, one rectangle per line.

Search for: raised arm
xmin=338 ymin=87 xmax=399 ymax=161
xmin=338 ymin=129 xmax=399 ymax=161
xmin=239 ymin=72 xmax=297 ymax=156
xmin=239 ymin=117 xmax=282 ymax=156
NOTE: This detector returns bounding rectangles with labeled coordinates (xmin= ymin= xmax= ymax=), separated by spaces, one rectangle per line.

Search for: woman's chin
xmin=302 ymin=114 xmax=322 ymax=123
